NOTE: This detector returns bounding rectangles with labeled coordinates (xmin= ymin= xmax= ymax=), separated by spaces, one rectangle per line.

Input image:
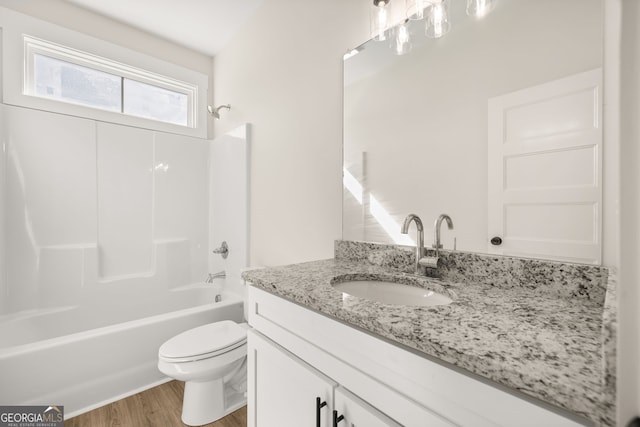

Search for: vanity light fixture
xmin=466 ymin=0 xmax=497 ymax=17
xmin=425 ymin=0 xmax=451 ymax=39
xmin=359 ymin=0 xmax=497 ymax=57
xmin=371 ymin=0 xmax=391 ymax=41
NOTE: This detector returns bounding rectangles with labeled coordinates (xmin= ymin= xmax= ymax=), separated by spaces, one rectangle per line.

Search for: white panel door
xmin=247 ymin=330 xmax=337 ymax=427
xmin=487 ymin=69 xmax=602 ymax=264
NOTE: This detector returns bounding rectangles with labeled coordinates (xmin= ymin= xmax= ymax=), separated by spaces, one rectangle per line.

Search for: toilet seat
xmin=159 ymin=321 xmax=247 ymax=363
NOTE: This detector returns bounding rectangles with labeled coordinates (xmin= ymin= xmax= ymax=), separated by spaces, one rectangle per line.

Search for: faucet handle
xmin=212 ymin=241 xmax=229 ymax=259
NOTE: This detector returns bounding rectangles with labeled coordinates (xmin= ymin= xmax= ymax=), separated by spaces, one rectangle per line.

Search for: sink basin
xmin=333 ymin=279 xmax=452 ymax=307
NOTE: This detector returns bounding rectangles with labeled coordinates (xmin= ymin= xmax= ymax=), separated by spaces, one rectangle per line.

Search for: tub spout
xmin=206 ymin=271 xmax=226 ymax=283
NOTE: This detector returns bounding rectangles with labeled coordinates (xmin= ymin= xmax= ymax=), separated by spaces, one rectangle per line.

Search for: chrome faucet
xmin=401 ymin=214 xmax=426 ymax=275
xmin=402 ymin=213 xmax=452 ymax=275
xmin=205 ymin=270 xmax=226 ymax=283
xmin=206 ymin=271 xmax=225 ymax=303
xmin=433 ymin=214 xmax=454 ymax=257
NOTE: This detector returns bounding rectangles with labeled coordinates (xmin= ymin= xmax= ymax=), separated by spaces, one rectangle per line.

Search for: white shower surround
xmin=0 ymin=105 xmax=212 ymax=317
xmin=0 ymin=103 xmax=251 ymax=416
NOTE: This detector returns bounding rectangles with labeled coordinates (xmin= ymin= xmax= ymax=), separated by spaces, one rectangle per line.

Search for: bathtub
xmin=0 ymin=286 xmax=245 ymax=418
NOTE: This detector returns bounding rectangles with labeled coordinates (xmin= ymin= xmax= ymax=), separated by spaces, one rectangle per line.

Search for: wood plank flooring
xmin=66 ymin=381 xmax=246 ymax=427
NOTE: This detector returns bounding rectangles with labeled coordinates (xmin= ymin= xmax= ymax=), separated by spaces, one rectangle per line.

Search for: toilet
xmin=158 ymin=320 xmax=249 ymax=426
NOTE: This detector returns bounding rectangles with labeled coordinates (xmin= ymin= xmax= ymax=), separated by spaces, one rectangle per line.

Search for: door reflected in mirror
xmin=342 ymin=0 xmax=604 ymax=264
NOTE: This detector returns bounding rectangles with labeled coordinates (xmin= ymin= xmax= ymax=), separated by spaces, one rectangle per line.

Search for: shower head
xmin=207 ymin=104 xmax=231 ymax=119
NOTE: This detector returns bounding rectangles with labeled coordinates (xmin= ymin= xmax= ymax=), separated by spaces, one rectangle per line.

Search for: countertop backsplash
xmin=335 ymin=240 xmax=609 ymax=303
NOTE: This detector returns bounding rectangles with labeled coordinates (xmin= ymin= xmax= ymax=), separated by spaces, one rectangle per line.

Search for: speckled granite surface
xmin=243 ymin=241 xmax=616 ymax=426
xmin=335 ymin=240 xmax=610 ymax=302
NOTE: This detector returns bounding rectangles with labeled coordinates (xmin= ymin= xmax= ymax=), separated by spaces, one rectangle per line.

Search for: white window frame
xmin=23 ymin=35 xmax=198 ymax=129
xmin=1 ymin=8 xmax=209 ymax=138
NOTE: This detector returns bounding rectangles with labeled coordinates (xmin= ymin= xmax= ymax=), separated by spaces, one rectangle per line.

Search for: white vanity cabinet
xmin=248 ymin=330 xmax=336 ymax=426
xmin=246 ymin=286 xmax=589 ymax=427
xmin=248 ymin=330 xmax=400 ymax=427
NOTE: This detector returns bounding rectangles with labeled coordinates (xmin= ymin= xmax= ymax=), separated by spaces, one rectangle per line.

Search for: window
xmin=123 ymin=79 xmax=188 ymax=126
xmin=33 ymin=54 xmax=122 ymax=112
xmin=24 ymin=36 xmax=197 ymax=128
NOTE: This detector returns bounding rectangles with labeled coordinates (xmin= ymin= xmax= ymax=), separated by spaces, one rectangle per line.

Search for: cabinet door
xmin=333 ymin=387 xmax=402 ymax=427
xmin=248 ymin=329 xmax=337 ymax=427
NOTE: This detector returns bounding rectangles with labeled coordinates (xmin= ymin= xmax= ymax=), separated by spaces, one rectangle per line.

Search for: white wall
xmin=212 ymin=0 xmax=370 ymax=266
xmin=619 ymin=0 xmax=640 ymax=422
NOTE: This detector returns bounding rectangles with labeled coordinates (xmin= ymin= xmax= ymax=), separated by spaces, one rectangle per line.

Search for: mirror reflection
xmin=343 ymin=0 xmax=603 ymax=264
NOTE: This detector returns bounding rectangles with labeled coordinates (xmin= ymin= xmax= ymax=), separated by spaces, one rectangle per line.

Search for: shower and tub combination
xmin=0 ymin=104 xmax=250 ymax=418
xmin=0 ymin=287 xmax=244 ymax=417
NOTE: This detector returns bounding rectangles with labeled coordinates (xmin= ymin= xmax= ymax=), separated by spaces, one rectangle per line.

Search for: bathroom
xmin=0 ymin=0 xmax=638 ymax=426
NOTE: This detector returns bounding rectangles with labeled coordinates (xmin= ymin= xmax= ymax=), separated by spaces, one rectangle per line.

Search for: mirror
xmin=343 ymin=0 xmax=603 ymax=264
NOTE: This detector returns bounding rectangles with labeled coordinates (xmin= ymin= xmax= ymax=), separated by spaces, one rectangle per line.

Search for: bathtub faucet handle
xmin=212 ymin=241 xmax=229 ymax=259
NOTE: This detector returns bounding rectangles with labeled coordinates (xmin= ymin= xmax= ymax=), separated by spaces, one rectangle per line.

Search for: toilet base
xmin=182 ymin=379 xmax=224 ymax=426
xmin=181 ymin=378 xmax=247 ymax=426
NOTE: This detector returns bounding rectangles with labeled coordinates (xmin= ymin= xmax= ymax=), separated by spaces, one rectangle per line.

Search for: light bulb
xmin=377 ymin=6 xmax=388 ymax=40
xmin=466 ymin=0 xmax=497 ymax=17
xmin=406 ymin=0 xmax=428 ymax=21
xmin=394 ymin=21 xmax=412 ymax=55
xmin=425 ymin=0 xmax=451 ymax=39
xmin=371 ymin=0 xmax=390 ymax=41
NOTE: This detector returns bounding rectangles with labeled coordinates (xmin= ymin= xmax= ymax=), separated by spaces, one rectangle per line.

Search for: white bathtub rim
xmin=170 ymin=278 xmax=244 ymax=297
xmin=0 ymin=291 xmax=243 ymax=357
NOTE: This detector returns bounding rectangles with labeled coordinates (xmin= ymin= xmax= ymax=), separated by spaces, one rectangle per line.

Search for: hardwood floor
xmin=66 ymin=381 xmax=247 ymax=427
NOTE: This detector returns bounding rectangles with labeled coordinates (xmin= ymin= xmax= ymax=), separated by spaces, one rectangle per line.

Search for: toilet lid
xmin=159 ymin=320 xmax=247 ymax=360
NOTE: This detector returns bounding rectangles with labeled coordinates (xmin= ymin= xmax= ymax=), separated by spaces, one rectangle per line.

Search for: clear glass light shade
xmin=393 ymin=21 xmax=412 ymax=55
xmin=406 ymin=0 xmax=429 ymax=20
xmin=371 ymin=0 xmax=390 ymax=41
xmin=425 ymin=0 xmax=451 ymax=39
xmin=466 ymin=0 xmax=497 ymax=17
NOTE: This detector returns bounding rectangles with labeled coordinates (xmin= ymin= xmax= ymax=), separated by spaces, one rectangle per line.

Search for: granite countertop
xmin=243 ymin=258 xmax=611 ymax=425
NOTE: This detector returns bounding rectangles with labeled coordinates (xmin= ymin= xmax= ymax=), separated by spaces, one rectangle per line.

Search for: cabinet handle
xmin=332 ymin=410 xmax=344 ymax=426
xmin=316 ymin=397 xmax=327 ymax=427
